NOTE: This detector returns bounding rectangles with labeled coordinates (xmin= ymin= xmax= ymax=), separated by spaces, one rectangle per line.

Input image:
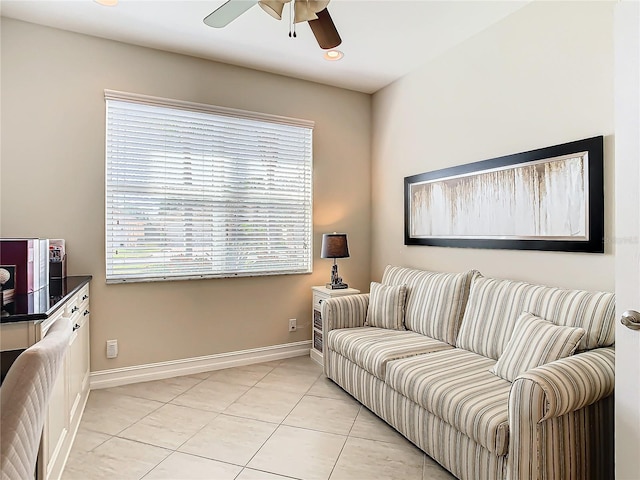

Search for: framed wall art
xmin=404 ymin=136 xmax=604 ymax=253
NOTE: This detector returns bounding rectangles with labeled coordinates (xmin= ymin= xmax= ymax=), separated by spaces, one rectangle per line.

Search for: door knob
xmin=621 ymin=310 xmax=640 ymax=331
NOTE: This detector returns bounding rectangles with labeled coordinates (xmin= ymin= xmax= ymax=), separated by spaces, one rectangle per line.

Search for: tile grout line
xmin=68 ymin=358 xmax=435 ymax=480
xmin=238 ymin=368 xmax=321 ymax=474
xmin=325 ymin=404 xmax=363 ymax=480
xmin=144 ymin=359 xmax=293 ymax=478
xmin=228 ymin=359 xmax=298 ymax=479
xmin=85 ymin=375 xmax=217 ymax=480
xmin=103 ymin=368 xmax=284 ymax=480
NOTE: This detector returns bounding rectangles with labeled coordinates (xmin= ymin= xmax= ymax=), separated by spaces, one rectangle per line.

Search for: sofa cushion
xmin=381 ymin=266 xmax=475 ymax=345
xmin=386 ymin=348 xmax=511 ymax=455
xmin=326 ymin=327 xmax=453 ymax=379
xmin=457 ymin=274 xmax=615 ymax=360
xmin=365 ymin=282 xmax=407 ymax=330
xmin=491 ymin=312 xmax=585 ymax=382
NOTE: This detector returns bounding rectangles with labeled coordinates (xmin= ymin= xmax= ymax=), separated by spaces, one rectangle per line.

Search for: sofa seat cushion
xmin=326 ymin=327 xmax=453 ymax=379
xmin=386 ymin=348 xmax=511 ymax=455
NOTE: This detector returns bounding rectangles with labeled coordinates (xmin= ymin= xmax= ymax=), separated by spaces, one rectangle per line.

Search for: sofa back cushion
xmin=457 ymin=273 xmax=616 ymax=360
xmin=381 ymin=266 xmax=475 ymax=345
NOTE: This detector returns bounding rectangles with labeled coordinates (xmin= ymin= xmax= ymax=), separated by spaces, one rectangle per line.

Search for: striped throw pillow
xmin=365 ymin=282 xmax=407 ymax=330
xmin=490 ymin=312 xmax=585 ymax=382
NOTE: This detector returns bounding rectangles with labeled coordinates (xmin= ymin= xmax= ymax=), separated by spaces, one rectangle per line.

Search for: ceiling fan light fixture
xmin=294 ymin=2 xmax=317 ymax=23
xmin=259 ymin=0 xmax=288 ymax=20
xmin=203 ymin=0 xmax=341 ymax=51
xmin=309 ymin=1 xmax=330 ymax=14
xmin=323 ymin=49 xmax=343 ymax=61
xmin=94 ymin=0 xmax=118 ymax=6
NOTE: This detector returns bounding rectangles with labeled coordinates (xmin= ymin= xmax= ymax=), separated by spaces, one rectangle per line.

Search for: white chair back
xmin=0 ymin=317 xmax=71 ymax=480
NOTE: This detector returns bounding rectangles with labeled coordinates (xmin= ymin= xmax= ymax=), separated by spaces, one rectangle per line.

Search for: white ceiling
xmin=0 ymin=0 xmax=529 ymax=94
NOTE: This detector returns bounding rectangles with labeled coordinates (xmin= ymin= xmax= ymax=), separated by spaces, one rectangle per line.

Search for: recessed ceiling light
xmin=323 ymin=50 xmax=344 ymax=61
xmin=95 ymin=0 xmax=118 ymax=6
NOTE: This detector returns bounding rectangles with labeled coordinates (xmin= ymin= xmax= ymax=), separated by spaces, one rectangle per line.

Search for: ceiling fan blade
xmin=204 ymin=0 xmax=258 ymax=28
xmin=308 ymin=8 xmax=341 ymax=49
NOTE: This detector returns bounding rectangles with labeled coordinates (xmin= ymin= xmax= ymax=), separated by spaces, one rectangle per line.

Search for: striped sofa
xmin=322 ymin=266 xmax=615 ymax=480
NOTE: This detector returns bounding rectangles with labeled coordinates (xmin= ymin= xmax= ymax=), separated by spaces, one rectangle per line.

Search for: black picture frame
xmin=404 ymin=136 xmax=604 ymax=253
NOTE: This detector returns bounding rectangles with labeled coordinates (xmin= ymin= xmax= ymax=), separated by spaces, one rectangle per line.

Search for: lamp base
xmin=327 ymin=262 xmax=348 ymax=289
xmin=326 ymin=282 xmax=349 ymax=290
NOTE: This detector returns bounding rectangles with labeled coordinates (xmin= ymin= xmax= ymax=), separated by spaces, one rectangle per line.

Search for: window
xmin=105 ymin=90 xmax=313 ymax=283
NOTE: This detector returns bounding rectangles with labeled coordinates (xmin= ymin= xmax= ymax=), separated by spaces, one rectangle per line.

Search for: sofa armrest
xmin=507 ymin=347 xmax=615 ymax=480
xmin=516 ymin=347 xmax=615 ymax=420
xmin=321 ymin=294 xmax=370 ymax=332
xmin=321 ymin=294 xmax=369 ymax=376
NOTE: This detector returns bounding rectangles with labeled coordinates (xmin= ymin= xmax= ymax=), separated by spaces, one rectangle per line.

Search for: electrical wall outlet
xmin=288 ymin=318 xmax=297 ymax=332
xmin=106 ymin=339 xmax=118 ymax=359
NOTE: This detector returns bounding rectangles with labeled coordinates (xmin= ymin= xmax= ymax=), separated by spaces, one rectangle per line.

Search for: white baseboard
xmin=310 ymin=348 xmax=323 ymax=366
xmin=90 ymin=340 xmax=312 ymax=389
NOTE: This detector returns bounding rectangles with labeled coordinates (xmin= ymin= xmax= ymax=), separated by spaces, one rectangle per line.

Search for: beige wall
xmin=0 ymin=18 xmax=371 ymax=371
xmin=1 ymin=1 xmax=616 ymax=372
xmin=371 ymin=1 xmax=615 ymax=292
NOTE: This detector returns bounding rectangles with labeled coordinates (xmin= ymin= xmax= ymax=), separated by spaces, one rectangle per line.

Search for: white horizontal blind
xmin=105 ymin=91 xmax=313 ymax=283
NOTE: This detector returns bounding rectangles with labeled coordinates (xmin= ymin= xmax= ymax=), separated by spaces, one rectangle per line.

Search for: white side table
xmin=310 ymin=286 xmax=360 ymax=365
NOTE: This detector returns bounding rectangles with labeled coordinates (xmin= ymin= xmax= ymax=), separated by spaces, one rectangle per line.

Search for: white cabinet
xmin=0 ymin=276 xmax=91 ymax=480
xmin=310 ymin=286 xmax=360 ymax=365
xmin=40 ymin=282 xmax=91 ymax=480
xmin=68 ymin=284 xmax=90 ymax=425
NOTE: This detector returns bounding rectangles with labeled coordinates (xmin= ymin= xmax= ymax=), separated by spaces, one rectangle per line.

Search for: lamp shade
xmin=321 ymin=233 xmax=349 ymax=259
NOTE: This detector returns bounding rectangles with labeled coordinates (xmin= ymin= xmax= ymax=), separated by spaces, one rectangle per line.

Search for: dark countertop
xmin=0 ymin=275 xmax=92 ymax=323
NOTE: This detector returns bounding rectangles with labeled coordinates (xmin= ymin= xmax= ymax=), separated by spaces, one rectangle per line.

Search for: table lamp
xmin=321 ymin=233 xmax=349 ymax=289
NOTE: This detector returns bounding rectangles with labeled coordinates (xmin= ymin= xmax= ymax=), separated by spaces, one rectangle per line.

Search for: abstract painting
xmin=404 ymin=136 xmax=604 ymax=252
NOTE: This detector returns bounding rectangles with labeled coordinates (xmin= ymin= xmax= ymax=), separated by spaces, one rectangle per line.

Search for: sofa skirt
xmin=326 ymin=349 xmax=507 ymax=480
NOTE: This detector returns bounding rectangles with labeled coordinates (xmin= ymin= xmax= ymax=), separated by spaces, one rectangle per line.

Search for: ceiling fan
xmin=203 ymin=0 xmax=342 ymax=50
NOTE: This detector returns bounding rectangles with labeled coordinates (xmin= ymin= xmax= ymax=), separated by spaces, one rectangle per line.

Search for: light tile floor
xmin=63 ymin=356 xmax=455 ymax=480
